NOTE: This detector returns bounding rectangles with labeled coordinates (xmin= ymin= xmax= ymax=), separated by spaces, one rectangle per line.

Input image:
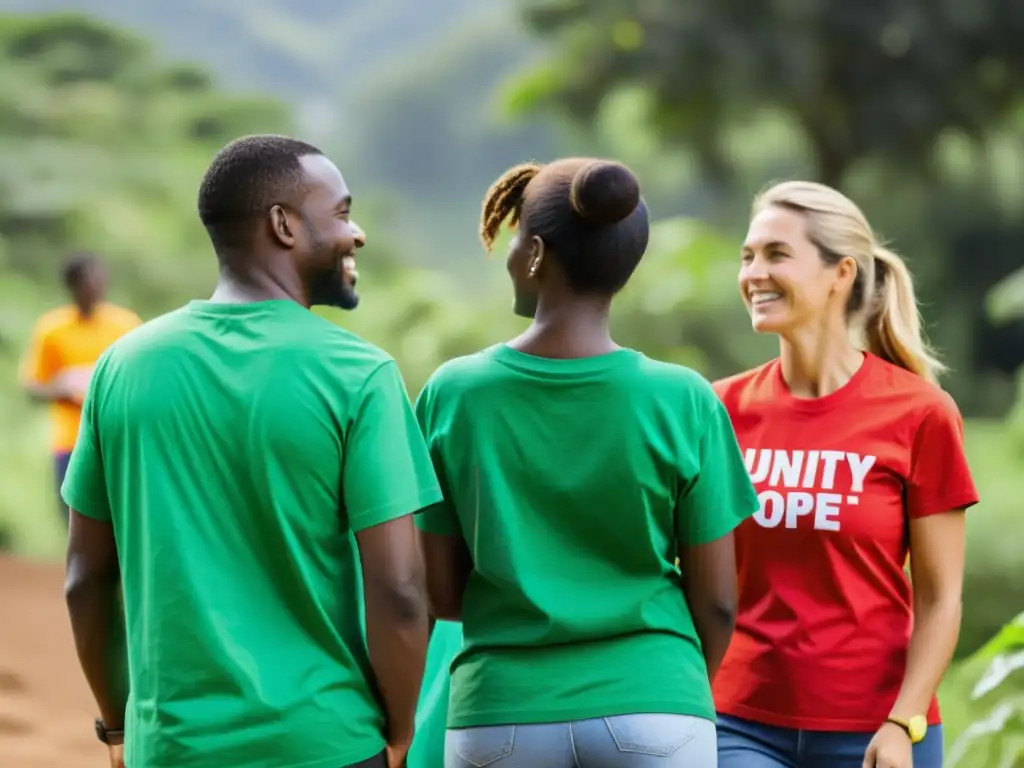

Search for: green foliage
xmin=612 ymin=216 xmax=775 ymax=377
xmin=954 ymin=420 xmax=1024 ymax=657
xmin=942 ymin=613 xmax=1024 ymax=766
xmin=988 ymin=268 xmax=1024 ymax=325
xmin=511 ymin=0 xmax=1024 ymax=187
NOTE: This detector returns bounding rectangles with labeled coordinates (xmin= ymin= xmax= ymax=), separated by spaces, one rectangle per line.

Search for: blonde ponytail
xmin=864 ymin=246 xmax=945 ymax=383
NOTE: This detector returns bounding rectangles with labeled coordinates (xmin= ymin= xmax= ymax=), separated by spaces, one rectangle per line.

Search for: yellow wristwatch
xmin=886 ymin=715 xmax=928 ymax=744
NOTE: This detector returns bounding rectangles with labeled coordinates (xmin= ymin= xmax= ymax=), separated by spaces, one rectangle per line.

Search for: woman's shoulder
xmin=712 ymin=360 xmax=778 ymax=405
xmin=419 ymin=344 xmax=510 ymax=401
xmin=630 ymin=355 xmax=726 ymax=407
xmin=862 ymin=354 xmax=962 ymax=417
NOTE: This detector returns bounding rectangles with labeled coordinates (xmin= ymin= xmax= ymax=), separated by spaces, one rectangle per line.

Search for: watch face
xmin=908 ymin=715 xmax=928 ymax=741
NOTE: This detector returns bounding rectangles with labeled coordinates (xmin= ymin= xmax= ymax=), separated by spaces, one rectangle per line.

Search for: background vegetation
xmin=0 ymin=4 xmax=1021 ymax=760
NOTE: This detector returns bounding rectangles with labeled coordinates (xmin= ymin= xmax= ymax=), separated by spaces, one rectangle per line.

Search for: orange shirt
xmin=712 ymin=353 xmax=978 ymax=731
xmin=19 ymin=303 xmax=142 ymax=452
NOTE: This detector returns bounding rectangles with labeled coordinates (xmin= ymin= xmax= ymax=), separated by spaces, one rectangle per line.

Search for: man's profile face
xmin=296 ymin=155 xmax=366 ymax=311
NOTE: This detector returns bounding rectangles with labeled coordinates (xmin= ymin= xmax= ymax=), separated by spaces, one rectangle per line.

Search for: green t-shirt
xmin=62 ymin=299 xmax=442 ymax=768
xmin=415 ymin=344 xmax=758 ymax=728
xmin=407 ymin=620 xmax=463 ymax=768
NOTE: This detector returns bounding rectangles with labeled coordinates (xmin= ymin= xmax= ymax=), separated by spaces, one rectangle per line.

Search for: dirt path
xmin=0 ymin=555 xmax=104 ymax=767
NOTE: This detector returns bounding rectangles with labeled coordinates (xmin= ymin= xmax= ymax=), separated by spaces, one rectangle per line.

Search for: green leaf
xmin=986 ymin=267 xmax=1024 ymax=323
xmin=944 ymin=613 xmax=1024 ymax=767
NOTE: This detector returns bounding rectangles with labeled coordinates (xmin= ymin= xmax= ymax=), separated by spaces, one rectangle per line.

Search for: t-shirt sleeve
xmin=412 ymin=380 xmax=462 ymax=537
xmin=342 ymin=360 xmax=443 ymax=532
xmin=906 ymin=395 xmax=979 ymax=518
xmin=19 ymin=321 xmax=61 ymax=385
xmin=676 ymin=394 xmax=759 ymax=546
xmin=61 ymin=365 xmax=112 ymax=521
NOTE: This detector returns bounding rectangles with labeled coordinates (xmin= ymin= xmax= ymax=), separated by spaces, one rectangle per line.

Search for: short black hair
xmin=197 ymin=134 xmax=323 ymax=251
xmin=62 ymin=251 xmax=99 ymax=290
xmin=480 ymin=157 xmax=649 ymax=295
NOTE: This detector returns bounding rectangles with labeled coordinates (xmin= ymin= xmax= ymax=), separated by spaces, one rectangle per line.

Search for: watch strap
xmin=885 ymin=716 xmax=911 ymax=737
xmin=94 ymin=718 xmax=125 ymax=746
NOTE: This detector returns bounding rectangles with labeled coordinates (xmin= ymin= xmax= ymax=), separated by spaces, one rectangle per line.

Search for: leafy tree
xmin=510 ymin=0 xmax=1024 ymax=188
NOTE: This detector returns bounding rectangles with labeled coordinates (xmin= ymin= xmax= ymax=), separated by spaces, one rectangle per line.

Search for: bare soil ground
xmin=0 ymin=555 xmax=103 ymax=767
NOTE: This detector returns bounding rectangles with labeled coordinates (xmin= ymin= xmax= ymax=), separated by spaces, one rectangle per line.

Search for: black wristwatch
xmin=95 ymin=718 xmax=125 ymax=745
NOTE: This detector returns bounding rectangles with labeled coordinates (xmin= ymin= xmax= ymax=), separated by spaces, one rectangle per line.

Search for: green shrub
xmin=942 ymin=613 xmax=1024 ymax=766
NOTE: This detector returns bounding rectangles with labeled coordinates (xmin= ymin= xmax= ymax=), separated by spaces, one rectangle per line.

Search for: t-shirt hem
xmin=686 ymin=498 xmax=760 ymax=545
xmin=349 ymin=486 xmax=444 ymax=532
xmin=909 ymin=492 xmax=980 ymax=518
xmin=448 ymin=700 xmax=715 ymax=729
xmin=280 ymin=745 xmax=384 ymax=768
xmin=715 ymin=703 xmax=942 ymax=731
xmin=60 ymin=492 xmax=111 ymax=522
xmin=414 ymin=505 xmax=460 ymax=536
xmin=133 ymin=742 xmax=385 ymax=768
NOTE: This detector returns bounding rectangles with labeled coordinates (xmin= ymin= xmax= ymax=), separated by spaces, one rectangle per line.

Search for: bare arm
xmin=419 ymin=529 xmax=473 ymax=621
xmin=65 ymin=509 xmax=128 ymax=731
xmin=356 ymin=515 xmax=430 ymax=749
xmin=889 ymin=510 xmax=966 ymax=720
xmin=24 ymin=377 xmax=78 ymax=405
xmin=677 ymin=533 xmax=738 ymax=682
xmin=19 ymin=326 xmax=82 ymax=405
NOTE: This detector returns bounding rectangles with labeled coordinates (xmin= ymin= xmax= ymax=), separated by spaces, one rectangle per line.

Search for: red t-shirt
xmin=712 ymin=353 xmax=979 ymax=732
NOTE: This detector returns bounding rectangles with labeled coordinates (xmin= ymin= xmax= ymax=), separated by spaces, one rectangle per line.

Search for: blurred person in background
xmin=18 ymin=251 xmax=141 ymax=522
xmin=713 ymin=181 xmax=979 ymax=768
xmin=61 ymin=134 xmax=438 ymax=768
xmin=416 ymin=157 xmax=759 ymax=768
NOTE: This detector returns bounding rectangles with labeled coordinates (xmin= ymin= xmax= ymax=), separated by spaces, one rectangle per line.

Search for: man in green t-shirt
xmin=62 ymin=135 xmax=441 ymax=768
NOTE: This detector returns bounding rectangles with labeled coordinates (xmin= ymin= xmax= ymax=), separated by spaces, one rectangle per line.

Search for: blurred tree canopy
xmin=0 ymin=13 xmax=291 ymax=314
xmin=940 ymin=611 xmax=1024 ymax=765
xmin=511 ymin=0 xmax=1024 ymax=187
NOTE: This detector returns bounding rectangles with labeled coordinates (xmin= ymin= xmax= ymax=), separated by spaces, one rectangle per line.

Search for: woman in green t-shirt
xmin=413 ymin=157 xmax=759 ymax=768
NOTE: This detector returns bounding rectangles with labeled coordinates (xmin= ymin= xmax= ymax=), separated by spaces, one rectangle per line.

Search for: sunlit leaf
xmin=987 ymin=267 xmax=1024 ymax=323
xmin=945 ymin=613 xmax=1024 ymax=767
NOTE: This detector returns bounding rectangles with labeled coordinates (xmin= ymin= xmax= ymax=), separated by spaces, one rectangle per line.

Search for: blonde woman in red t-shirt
xmin=713 ymin=181 xmax=979 ymax=768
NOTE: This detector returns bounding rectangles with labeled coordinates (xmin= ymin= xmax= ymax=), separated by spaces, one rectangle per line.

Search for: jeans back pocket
xmin=604 ymin=713 xmax=697 ymax=756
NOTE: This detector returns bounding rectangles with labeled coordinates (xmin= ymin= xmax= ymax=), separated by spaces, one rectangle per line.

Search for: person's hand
xmin=386 ymin=740 xmax=411 ymax=768
xmin=48 ymin=372 xmax=78 ymax=402
xmin=862 ymin=722 xmax=913 ymax=768
xmin=107 ymin=743 xmax=125 ymax=768
xmin=54 ymin=367 xmax=93 ymax=404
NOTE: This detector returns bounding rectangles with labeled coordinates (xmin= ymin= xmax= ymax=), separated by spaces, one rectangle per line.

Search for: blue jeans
xmin=446 ymin=714 xmax=717 ymax=767
xmin=716 ymin=713 xmax=944 ymax=768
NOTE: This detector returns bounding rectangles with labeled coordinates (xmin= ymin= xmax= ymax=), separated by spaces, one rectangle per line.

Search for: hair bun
xmin=569 ymin=160 xmax=641 ymax=224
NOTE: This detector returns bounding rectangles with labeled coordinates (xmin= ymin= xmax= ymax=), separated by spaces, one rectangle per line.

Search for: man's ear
xmin=269 ymin=205 xmax=297 ymax=248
